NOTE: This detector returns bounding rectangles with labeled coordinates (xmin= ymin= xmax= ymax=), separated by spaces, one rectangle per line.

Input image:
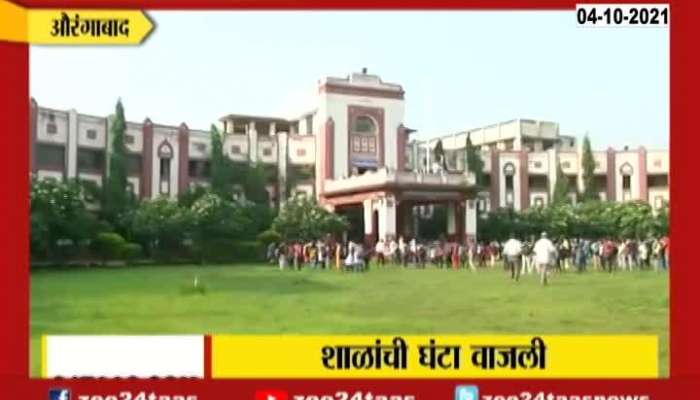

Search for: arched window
xmin=350 ymin=115 xmax=378 ymax=173
xmin=352 ymin=116 xmax=376 ymax=135
xmin=157 ymin=141 xmax=174 ymax=195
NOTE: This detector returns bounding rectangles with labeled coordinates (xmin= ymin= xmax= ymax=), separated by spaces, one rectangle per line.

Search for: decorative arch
xmin=347 ymin=105 xmax=385 ymax=175
xmin=619 ymin=162 xmax=634 ymax=175
xmin=157 ymin=140 xmax=174 ymax=159
xmin=503 ymin=162 xmax=516 ymax=176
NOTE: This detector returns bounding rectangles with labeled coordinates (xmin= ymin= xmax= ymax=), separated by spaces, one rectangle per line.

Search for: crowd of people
xmin=266 ymin=233 xmax=670 ymax=285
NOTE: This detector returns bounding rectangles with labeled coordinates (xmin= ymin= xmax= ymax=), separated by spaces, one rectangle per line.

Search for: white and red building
xmin=30 ymin=70 xmax=669 ymax=244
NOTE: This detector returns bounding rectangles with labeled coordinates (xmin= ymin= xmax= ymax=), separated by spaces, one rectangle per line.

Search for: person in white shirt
xmin=375 ymin=239 xmax=385 ymax=267
xmin=502 ymin=235 xmax=523 ymax=281
xmin=533 ymin=232 xmax=557 ymax=286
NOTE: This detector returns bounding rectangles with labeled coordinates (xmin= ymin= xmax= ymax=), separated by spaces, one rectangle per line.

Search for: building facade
xmin=30 ymin=70 xmax=669 ymax=242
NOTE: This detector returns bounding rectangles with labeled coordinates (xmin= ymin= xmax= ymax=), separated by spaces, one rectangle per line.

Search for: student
xmin=375 ymin=238 xmax=385 ymax=267
xmin=502 ymin=235 xmax=523 ymax=281
xmin=534 ymin=232 xmax=556 ymax=286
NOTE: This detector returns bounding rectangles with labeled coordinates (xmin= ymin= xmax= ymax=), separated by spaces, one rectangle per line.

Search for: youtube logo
xmin=255 ymin=389 xmax=289 ymax=400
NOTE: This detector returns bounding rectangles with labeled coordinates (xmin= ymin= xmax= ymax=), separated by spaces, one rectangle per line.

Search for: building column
xmin=248 ymin=121 xmax=258 ymax=163
xmin=363 ymin=198 xmax=375 ymax=247
xmin=141 ymin=119 xmax=154 ymax=199
xmin=324 ymin=118 xmax=335 ymax=181
xmin=464 ymin=198 xmax=478 ymax=244
xmin=66 ymin=109 xmax=78 ymax=179
xmin=519 ymin=150 xmax=529 ymax=209
xmin=490 ymin=151 xmax=500 ymax=209
xmin=377 ymin=194 xmax=397 ymax=241
xmin=638 ymin=146 xmax=648 ymax=202
xmin=606 ymin=147 xmax=616 ymax=201
xmin=177 ymin=123 xmax=190 ymax=195
xmin=277 ymin=131 xmax=288 ymax=204
xmin=397 ymin=125 xmax=407 ymax=172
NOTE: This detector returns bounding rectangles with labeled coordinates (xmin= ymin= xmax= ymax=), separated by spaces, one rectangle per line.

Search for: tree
xmin=243 ymin=163 xmax=270 ymax=205
xmin=130 ymin=197 xmax=190 ymax=257
xmin=103 ymin=99 xmax=130 ymax=225
xmin=552 ymin=161 xmax=570 ymax=205
xmin=209 ymin=124 xmax=234 ymax=198
xmin=465 ymin=133 xmax=485 ymax=185
xmin=580 ymin=135 xmax=598 ymax=201
xmin=31 ymin=179 xmax=102 ymax=260
xmin=272 ymin=196 xmax=348 ymax=242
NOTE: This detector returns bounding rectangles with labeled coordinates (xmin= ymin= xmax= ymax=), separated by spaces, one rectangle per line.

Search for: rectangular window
xmin=77 ymin=149 xmax=105 ymax=172
xmin=262 ymin=147 xmax=273 ymax=157
xmin=35 ymin=144 xmax=65 ymax=170
xmin=231 ymin=145 xmax=241 ymax=155
xmin=46 ymin=123 xmax=57 ymax=134
xmin=127 ymin=154 xmax=142 ymax=175
xmin=126 ymin=135 xmax=135 ymax=145
xmin=188 ymin=160 xmax=211 ymax=178
xmin=86 ymin=129 xmax=97 ymax=140
xmin=296 ymin=148 xmax=307 ymax=157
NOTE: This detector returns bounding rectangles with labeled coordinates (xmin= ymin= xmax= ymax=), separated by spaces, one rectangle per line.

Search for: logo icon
xmin=255 ymin=389 xmax=289 ymax=400
xmin=455 ymin=385 xmax=479 ymax=400
xmin=49 ymin=389 xmax=71 ymax=400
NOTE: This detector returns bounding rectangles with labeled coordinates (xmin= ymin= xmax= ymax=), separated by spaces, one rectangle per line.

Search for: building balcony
xmin=323 ymin=168 xmax=477 ymax=196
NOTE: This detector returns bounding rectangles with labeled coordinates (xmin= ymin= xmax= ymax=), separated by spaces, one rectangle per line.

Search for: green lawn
xmin=31 ymin=263 xmax=669 ymax=377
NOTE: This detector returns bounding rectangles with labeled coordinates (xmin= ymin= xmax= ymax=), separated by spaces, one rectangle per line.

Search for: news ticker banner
xmin=41 ymin=334 xmax=658 ymax=379
xmin=0 ymin=0 xmax=153 ymax=45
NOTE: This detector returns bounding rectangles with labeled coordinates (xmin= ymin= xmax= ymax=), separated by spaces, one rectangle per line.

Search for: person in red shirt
xmin=602 ymin=239 xmax=616 ymax=273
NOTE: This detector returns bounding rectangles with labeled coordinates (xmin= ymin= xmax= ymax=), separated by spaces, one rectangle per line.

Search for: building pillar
xmin=177 ymin=123 xmax=190 ymax=195
xmin=363 ymin=198 xmax=375 ymax=247
xmin=519 ymin=150 xmax=529 ymax=209
xmin=66 ymin=109 xmax=78 ymax=179
xmin=397 ymin=125 xmax=407 ymax=172
xmin=638 ymin=146 xmax=648 ymax=202
xmin=547 ymin=148 xmax=557 ymax=203
xmin=464 ymin=198 xmax=478 ymax=244
xmin=248 ymin=121 xmax=258 ymax=163
xmin=490 ymin=151 xmax=500 ymax=209
xmin=606 ymin=147 xmax=616 ymax=201
xmin=377 ymin=194 xmax=397 ymax=241
xmin=324 ymin=118 xmax=334 ymax=180
xmin=270 ymin=122 xmax=277 ymax=136
xmin=141 ymin=119 xmax=154 ymax=199
xmin=277 ymin=131 xmax=288 ymax=204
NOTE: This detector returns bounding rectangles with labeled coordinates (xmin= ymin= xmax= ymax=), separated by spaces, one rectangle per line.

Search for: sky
xmin=30 ymin=11 xmax=669 ymax=149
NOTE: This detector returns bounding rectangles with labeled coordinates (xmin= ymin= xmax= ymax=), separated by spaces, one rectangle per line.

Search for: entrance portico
xmin=314 ymin=70 xmax=480 ymax=243
xmin=321 ymin=168 xmax=479 ymax=245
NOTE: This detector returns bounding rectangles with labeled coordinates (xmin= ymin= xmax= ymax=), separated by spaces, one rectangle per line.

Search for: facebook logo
xmin=49 ymin=388 xmax=71 ymax=400
xmin=455 ymin=385 xmax=479 ymax=400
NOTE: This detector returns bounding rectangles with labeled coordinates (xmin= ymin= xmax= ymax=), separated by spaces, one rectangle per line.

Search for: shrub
xmin=257 ymin=229 xmax=281 ymax=245
xmin=121 ymin=242 xmax=142 ymax=263
xmin=92 ymin=232 xmax=127 ymax=262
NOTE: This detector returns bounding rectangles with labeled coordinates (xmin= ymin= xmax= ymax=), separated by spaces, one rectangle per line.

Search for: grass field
xmin=31 ymin=263 xmax=669 ymax=377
